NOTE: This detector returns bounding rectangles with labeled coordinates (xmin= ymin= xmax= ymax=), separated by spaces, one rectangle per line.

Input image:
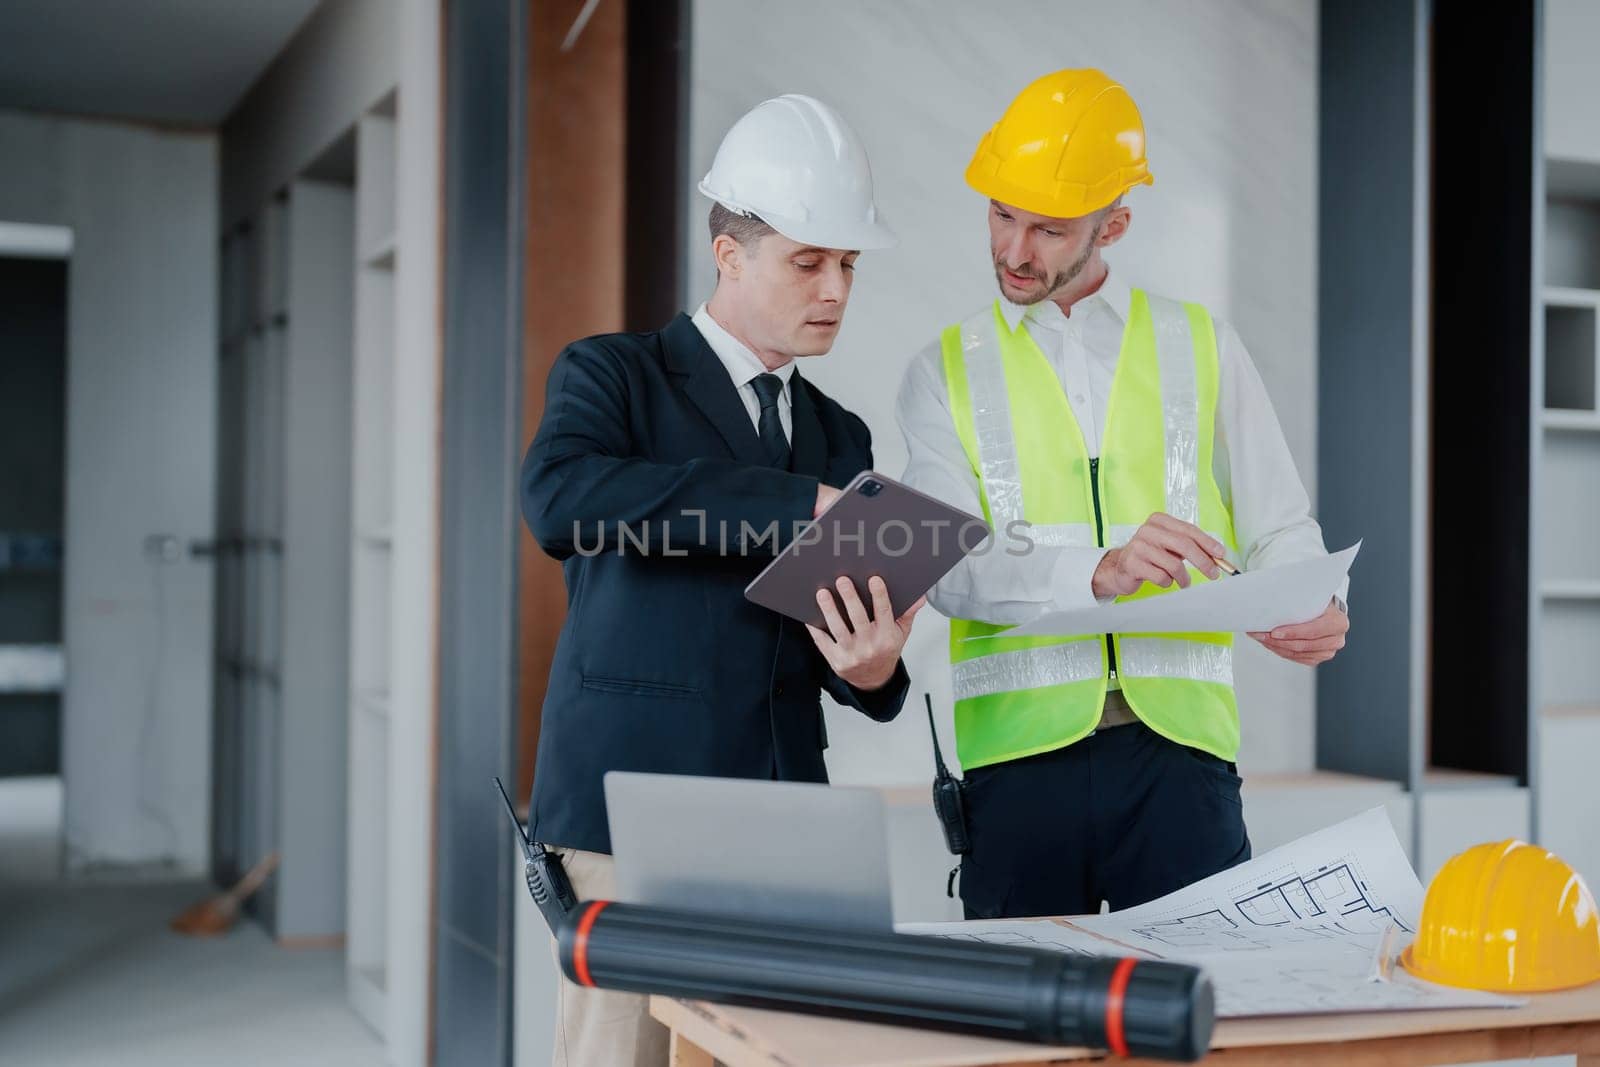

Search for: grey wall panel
xmin=278 ymin=179 xmax=356 ymax=938
xmin=434 ymin=0 xmax=525 ymax=1061
xmin=1316 ymin=0 xmax=1425 ymax=784
xmin=436 ymin=930 xmax=504 ymax=1065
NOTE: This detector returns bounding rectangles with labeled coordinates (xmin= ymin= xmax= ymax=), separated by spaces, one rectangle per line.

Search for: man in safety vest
xmin=897 ymin=69 xmax=1351 ymax=919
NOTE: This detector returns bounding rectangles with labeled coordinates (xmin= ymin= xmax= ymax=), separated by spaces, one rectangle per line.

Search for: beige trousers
xmin=548 ymin=847 xmax=670 ymax=1067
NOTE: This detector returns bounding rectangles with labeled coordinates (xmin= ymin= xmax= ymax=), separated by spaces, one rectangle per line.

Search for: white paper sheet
xmin=900 ymin=809 xmax=1523 ymax=1018
xmin=979 ymin=542 xmax=1361 ymax=638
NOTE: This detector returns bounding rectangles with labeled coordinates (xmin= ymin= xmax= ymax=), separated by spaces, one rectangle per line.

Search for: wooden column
xmin=517 ymin=0 xmax=628 ymax=798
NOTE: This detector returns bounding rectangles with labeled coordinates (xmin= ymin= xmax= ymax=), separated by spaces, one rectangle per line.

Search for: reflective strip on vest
xmin=951 ymin=641 xmax=1104 ymax=701
xmin=956 ymin=310 xmax=1098 ymax=553
xmin=1128 ymin=294 xmax=1233 ymax=687
xmin=1118 ymin=637 xmax=1233 ymax=685
xmin=1149 ymin=293 xmax=1201 ymax=524
xmin=955 ymin=312 xmax=1026 ymax=529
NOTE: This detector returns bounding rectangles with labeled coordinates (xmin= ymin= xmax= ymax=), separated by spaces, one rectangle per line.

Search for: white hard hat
xmin=699 ymin=94 xmax=896 ymax=251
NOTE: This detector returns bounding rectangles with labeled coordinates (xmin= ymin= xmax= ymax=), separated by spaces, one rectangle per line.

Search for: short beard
xmin=994 ymin=223 xmax=1102 ymax=305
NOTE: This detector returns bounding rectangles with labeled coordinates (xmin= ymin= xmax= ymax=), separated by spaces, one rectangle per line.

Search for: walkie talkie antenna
xmin=926 ymin=693 xmax=952 ymax=778
xmin=493 ymin=776 xmax=536 ymax=861
xmin=494 ymin=775 xmax=580 ymax=929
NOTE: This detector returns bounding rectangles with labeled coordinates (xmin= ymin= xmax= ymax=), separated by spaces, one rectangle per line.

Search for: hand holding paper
xmin=985 ymin=542 xmax=1361 ymax=640
xmin=1249 ymin=597 xmax=1350 ymax=666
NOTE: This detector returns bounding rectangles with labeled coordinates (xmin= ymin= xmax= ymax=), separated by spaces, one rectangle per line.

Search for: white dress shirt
xmin=692 ymin=303 xmax=795 ymax=443
xmin=896 ymin=269 xmax=1342 ymax=627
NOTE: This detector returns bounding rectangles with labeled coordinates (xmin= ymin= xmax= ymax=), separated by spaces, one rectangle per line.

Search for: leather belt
xmin=1096 ymin=688 xmax=1139 ymax=731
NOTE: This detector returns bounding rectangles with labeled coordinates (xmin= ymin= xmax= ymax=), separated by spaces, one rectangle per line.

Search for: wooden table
xmin=651 ymin=982 xmax=1600 ymax=1066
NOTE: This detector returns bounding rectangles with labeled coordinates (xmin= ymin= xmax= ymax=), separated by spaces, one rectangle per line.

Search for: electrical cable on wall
xmin=136 ymin=551 xmax=179 ymax=864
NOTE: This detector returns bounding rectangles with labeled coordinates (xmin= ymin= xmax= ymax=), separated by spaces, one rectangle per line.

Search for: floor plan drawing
xmin=1072 ymin=808 xmax=1429 ymax=960
xmin=1124 ymin=855 xmax=1414 ymax=952
xmin=1233 ymin=858 xmax=1409 ymax=931
xmin=904 ymin=809 xmax=1524 ymax=1017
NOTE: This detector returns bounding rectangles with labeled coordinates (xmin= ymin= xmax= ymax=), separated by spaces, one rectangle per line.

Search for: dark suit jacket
xmin=521 ymin=313 xmax=910 ymax=854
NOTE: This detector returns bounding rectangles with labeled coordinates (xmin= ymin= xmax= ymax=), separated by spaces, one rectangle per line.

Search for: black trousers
xmin=958 ymin=721 xmax=1252 ymax=919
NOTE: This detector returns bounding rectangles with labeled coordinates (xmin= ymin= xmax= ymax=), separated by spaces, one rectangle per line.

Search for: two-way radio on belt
xmin=493 ymin=776 xmax=578 ymax=932
xmin=926 ymin=692 xmax=972 ymax=898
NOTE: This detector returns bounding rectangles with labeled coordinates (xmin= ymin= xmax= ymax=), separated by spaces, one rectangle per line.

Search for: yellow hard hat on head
xmin=1400 ymin=840 xmax=1600 ymax=993
xmin=965 ymin=68 xmax=1153 ymax=220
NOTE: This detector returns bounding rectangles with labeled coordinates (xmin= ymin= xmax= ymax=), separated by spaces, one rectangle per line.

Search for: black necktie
xmin=751 ymin=373 xmax=791 ymax=470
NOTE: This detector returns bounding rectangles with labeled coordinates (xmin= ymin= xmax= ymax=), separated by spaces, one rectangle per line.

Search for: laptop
xmin=604 ymin=771 xmax=894 ymax=931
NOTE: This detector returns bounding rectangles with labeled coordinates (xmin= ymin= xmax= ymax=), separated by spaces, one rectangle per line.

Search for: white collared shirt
xmin=691 ymin=303 xmax=795 ymax=443
xmin=896 ymin=269 xmax=1343 ymax=625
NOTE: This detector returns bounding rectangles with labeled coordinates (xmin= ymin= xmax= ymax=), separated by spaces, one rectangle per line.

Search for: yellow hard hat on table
xmin=965 ymin=68 xmax=1153 ymax=219
xmin=1400 ymin=839 xmax=1600 ymax=993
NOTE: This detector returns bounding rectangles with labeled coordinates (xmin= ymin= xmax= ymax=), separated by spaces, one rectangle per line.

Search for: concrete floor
xmin=0 ymin=778 xmax=386 ymax=1067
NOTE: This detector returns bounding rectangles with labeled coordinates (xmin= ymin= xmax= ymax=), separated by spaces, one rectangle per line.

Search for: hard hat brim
xmin=1400 ymin=943 xmax=1600 ymax=994
xmin=761 ymin=212 xmax=898 ymax=252
xmin=699 ymin=183 xmax=898 ymax=251
xmin=966 ymin=164 xmax=1153 ymax=221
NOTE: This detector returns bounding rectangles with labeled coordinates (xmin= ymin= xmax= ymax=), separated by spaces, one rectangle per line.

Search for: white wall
xmin=0 ymin=109 xmax=218 ymax=872
xmin=685 ymin=0 xmax=1321 ymax=783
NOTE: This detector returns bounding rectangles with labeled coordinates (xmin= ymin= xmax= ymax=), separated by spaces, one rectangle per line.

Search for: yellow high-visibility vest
xmin=941 ymin=291 xmax=1239 ymax=770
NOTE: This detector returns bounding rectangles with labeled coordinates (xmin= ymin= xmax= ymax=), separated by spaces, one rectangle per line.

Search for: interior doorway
xmin=0 ymin=223 xmax=72 ymax=883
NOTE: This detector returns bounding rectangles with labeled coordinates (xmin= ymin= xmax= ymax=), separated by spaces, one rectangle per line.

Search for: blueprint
xmin=901 ymin=809 xmax=1522 ymax=1017
xmin=1198 ymin=948 xmax=1514 ymax=1016
xmin=1073 ymin=806 xmax=1420 ymax=957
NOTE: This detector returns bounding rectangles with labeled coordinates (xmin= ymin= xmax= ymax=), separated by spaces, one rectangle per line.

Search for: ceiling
xmin=0 ymin=0 xmax=322 ymax=126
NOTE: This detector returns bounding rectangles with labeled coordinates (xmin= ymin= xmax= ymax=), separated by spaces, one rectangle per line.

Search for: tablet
xmin=743 ymin=471 xmax=988 ymax=628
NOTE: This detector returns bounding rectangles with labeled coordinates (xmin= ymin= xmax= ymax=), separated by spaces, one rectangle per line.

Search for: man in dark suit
xmin=521 ymin=94 xmax=920 ymax=1067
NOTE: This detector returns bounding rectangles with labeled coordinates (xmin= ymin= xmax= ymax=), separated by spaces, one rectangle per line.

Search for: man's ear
xmin=1097 ymin=205 xmax=1132 ymax=247
xmin=712 ymin=233 xmax=743 ymax=278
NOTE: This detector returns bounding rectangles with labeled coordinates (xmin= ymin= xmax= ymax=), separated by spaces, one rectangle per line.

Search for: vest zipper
xmin=1088 ymin=458 xmax=1117 ymax=681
